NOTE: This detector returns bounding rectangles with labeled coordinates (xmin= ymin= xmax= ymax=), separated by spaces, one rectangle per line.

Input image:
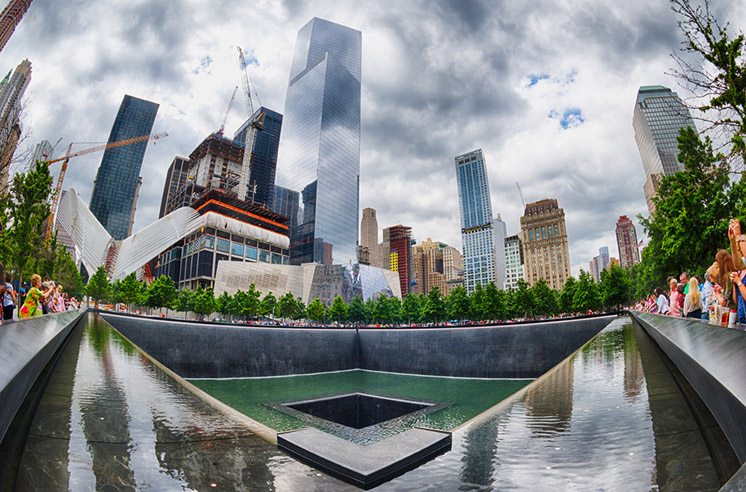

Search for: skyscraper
xmin=360 ymin=207 xmax=382 ymax=267
xmin=159 ymin=156 xmax=189 ymax=218
xmin=89 ymin=94 xmax=159 ymax=240
xmin=504 ymin=235 xmax=524 ymax=290
xmin=0 ymin=58 xmax=30 ymax=194
xmin=520 ymin=198 xmax=571 ymax=290
xmin=30 ymin=139 xmax=52 ymax=165
xmin=233 ymin=106 xmax=283 ymax=207
xmin=633 ymin=85 xmax=695 ymax=214
xmin=616 ymin=215 xmax=640 ymax=268
xmin=455 ymin=149 xmax=497 ymax=293
xmin=277 ymin=17 xmax=361 ymax=265
xmin=0 ymin=0 xmax=32 ymax=54
xmin=412 ymin=238 xmax=447 ymax=295
xmin=383 ymin=224 xmax=412 ymax=295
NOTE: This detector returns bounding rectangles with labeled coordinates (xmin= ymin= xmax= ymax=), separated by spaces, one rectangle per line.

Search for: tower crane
xmin=44 ymin=131 xmax=169 ymax=240
xmin=217 ymin=85 xmax=238 ymax=136
xmin=516 ymin=182 xmax=526 ymax=208
xmin=237 ymin=46 xmax=265 ymax=201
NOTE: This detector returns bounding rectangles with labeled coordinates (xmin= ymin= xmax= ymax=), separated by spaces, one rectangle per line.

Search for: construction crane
xmin=45 ymin=131 xmax=169 ymax=240
xmin=217 ymin=85 xmax=238 ymax=136
xmin=236 ymin=46 xmax=265 ymax=201
xmin=516 ymin=182 xmax=526 ymax=208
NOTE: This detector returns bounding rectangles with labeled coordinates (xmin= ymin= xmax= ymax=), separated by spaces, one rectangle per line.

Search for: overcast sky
xmin=1 ymin=0 xmax=743 ymax=276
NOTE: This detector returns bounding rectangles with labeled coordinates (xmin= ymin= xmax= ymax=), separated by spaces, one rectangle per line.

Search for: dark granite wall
xmin=0 ymin=310 xmax=85 ymax=444
xmin=631 ymin=311 xmax=746 ymax=464
xmin=101 ymin=313 xmax=614 ymax=379
xmin=102 ymin=315 xmax=359 ymax=378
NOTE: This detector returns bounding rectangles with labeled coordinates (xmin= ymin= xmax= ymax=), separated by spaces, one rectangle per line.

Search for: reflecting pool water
xmin=4 ymin=314 xmax=739 ymax=490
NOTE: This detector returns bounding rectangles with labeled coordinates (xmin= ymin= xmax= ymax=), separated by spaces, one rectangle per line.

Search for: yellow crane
xmin=44 ymin=131 xmax=169 ymax=240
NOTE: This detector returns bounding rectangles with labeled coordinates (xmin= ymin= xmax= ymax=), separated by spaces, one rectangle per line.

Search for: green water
xmin=190 ymin=370 xmax=530 ymax=432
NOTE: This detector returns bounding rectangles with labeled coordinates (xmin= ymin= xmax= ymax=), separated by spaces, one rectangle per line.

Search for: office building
xmin=277 ymin=17 xmax=361 ymax=265
xmin=633 ymin=85 xmax=695 ymax=214
xmin=159 ymin=156 xmax=189 ymax=218
xmin=494 ymin=215 xmax=507 ymax=289
xmin=30 ymin=139 xmax=52 ymax=165
xmin=0 ymin=0 xmax=32 ymax=54
xmin=455 ymin=149 xmax=498 ymax=293
xmin=383 ymin=224 xmax=412 ymax=295
xmin=616 ymin=215 xmax=640 ymax=268
xmin=442 ymin=245 xmax=464 ymax=294
xmin=589 ymin=255 xmax=601 ymax=283
xmin=89 ymin=94 xmax=158 ymax=240
xmin=360 ymin=207 xmax=383 ymax=268
xmin=233 ymin=106 xmax=282 ymax=207
xmin=504 ymin=235 xmax=524 ymax=290
xmin=0 ymin=58 xmax=30 ymax=194
xmin=520 ymin=198 xmax=571 ymax=290
xmin=272 ymin=185 xmax=301 ymax=231
xmin=412 ymin=238 xmax=447 ymax=295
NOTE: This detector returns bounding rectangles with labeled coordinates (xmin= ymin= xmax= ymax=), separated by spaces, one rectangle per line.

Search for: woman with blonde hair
xmin=683 ymin=277 xmax=703 ymax=319
xmin=19 ymin=274 xmax=49 ymax=318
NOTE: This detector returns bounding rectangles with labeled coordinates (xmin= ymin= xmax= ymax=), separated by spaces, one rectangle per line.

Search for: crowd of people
xmin=0 ymin=265 xmax=80 ymax=324
xmin=639 ymin=218 xmax=746 ymax=326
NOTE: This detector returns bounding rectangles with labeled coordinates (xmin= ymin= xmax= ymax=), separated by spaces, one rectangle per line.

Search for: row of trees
xmin=0 ymin=161 xmax=85 ymax=297
xmin=84 ymin=263 xmax=634 ymax=324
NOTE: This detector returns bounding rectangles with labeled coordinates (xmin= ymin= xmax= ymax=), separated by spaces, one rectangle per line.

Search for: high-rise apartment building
xmin=412 ymin=238 xmax=446 ymax=295
xmin=504 ymin=235 xmax=524 ymax=290
xmin=633 ymin=85 xmax=695 ymax=214
xmin=233 ymin=107 xmax=282 ymax=207
xmin=520 ymin=198 xmax=571 ymax=290
xmin=0 ymin=0 xmax=32 ymax=54
xmin=159 ymin=156 xmax=189 ymax=218
xmin=615 ymin=215 xmax=640 ymax=268
xmin=0 ymin=58 xmax=30 ymax=194
xmin=383 ymin=225 xmax=412 ymax=295
xmin=277 ymin=17 xmax=361 ymax=265
xmin=30 ymin=139 xmax=52 ymax=165
xmin=442 ymin=245 xmax=464 ymax=294
xmin=89 ymin=94 xmax=158 ymax=239
xmin=589 ymin=255 xmax=601 ymax=283
xmin=455 ymin=149 xmax=498 ymax=293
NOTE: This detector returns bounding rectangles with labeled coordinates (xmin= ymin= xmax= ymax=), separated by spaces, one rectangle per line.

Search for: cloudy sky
xmin=1 ymin=0 xmax=743 ymax=276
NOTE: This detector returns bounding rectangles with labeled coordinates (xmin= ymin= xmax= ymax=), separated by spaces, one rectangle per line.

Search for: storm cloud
xmin=1 ymin=0 xmax=743 ymax=275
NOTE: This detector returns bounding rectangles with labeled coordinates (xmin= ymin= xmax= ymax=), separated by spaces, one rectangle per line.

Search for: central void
xmin=285 ymin=393 xmax=432 ymax=429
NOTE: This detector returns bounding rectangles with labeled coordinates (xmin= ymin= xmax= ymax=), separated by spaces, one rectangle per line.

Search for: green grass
xmin=190 ymin=370 xmax=530 ymax=432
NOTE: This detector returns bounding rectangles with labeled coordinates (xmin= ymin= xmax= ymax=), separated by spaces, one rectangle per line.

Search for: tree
xmin=560 ymin=276 xmax=578 ymax=314
xmin=260 ymin=292 xmax=278 ymax=318
xmin=0 ymin=161 xmax=53 ymax=287
xmin=600 ymin=264 xmax=632 ymax=310
xmin=192 ymin=286 xmax=216 ymax=320
xmin=328 ymin=295 xmax=348 ymax=323
xmin=348 ymin=295 xmax=370 ymax=324
xmin=52 ymin=248 xmax=84 ymax=299
xmin=573 ymin=270 xmax=601 ymax=312
xmin=423 ymin=287 xmax=446 ymax=323
xmin=119 ymin=273 xmax=145 ymax=311
xmin=216 ymin=291 xmax=234 ymax=320
xmin=234 ymin=284 xmax=262 ymax=319
xmin=383 ymin=295 xmax=402 ymax=324
xmin=306 ymin=298 xmax=326 ymax=322
xmin=401 ymin=293 xmax=422 ymax=324
xmin=512 ymin=279 xmax=535 ymax=318
xmin=174 ymin=288 xmax=194 ymax=316
xmin=532 ymin=279 xmax=559 ymax=317
xmin=469 ymin=283 xmax=487 ymax=320
xmin=446 ymin=285 xmax=470 ymax=321
xmin=145 ymin=275 xmax=178 ymax=313
xmin=483 ymin=282 xmax=507 ymax=320
xmin=277 ymin=292 xmax=299 ymax=320
xmin=85 ymin=266 xmax=111 ymax=307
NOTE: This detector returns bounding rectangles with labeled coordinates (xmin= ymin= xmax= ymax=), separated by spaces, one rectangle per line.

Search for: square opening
xmin=285 ymin=393 xmax=431 ymax=429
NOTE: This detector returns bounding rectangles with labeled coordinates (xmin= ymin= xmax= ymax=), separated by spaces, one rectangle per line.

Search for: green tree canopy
xmin=348 ymin=295 xmax=369 ymax=324
xmin=600 ymin=264 xmax=632 ymax=309
xmin=192 ymin=286 xmax=216 ymax=319
xmin=85 ymin=266 xmax=111 ymax=307
xmin=532 ymin=279 xmax=559 ymax=317
xmin=446 ymin=285 xmax=470 ymax=321
xmin=423 ymin=287 xmax=446 ymax=323
xmin=327 ymin=295 xmax=348 ymax=323
xmin=483 ymin=282 xmax=507 ymax=321
xmin=119 ymin=273 xmax=145 ymax=311
xmin=146 ymin=275 xmax=178 ymax=312
xmin=277 ymin=292 xmax=300 ymax=320
xmin=573 ymin=270 xmax=601 ymax=312
xmin=401 ymin=293 xmax=422 ymax=324
xmin=560 ymin=276 xmax=577 ymax=313
xmin=306 ymin=298 xmax=326 ymax=322
xmin=260 ymin=292 xmax=278 ymax=317
xmin=512 ymin=280 xmax=536 ymax=318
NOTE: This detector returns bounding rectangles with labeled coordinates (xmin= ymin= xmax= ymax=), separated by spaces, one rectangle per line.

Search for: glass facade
xmin=233 ymin=106 xmax=283 ymax=207
xmin=277 ymin=17 xmax=361 ymax=265
xmin=159 ymin=156 xmax=189 ymax=218
xmin=455 ymin=149 xmax=497 ymax=293
xmin=90 ymin=94 xmax=159 ymax=240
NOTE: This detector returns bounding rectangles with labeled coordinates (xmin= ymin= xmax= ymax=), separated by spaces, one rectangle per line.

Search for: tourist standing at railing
xmin=2 ymin=274 xmax=15 ymax=321
xmin=701 ymin=264 xmax=717 ymax=320
xmin=715 ymin=249 xmax=737 ymax=308
xmin=19 ymin=274 xmax=49 ymax=319
xmin=669 ymin=278 xmax=682 ymax=316
xmin=680 ymin=272 xmax=690 ymax=295
xmin=683 ymin=278 xmax=703 ymax=319
xmin=655 ymin=287 xmax=670 ymax=315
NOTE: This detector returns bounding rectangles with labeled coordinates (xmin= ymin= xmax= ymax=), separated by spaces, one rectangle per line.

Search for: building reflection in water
xmin=523 ymin=360 xmax=574 ymax=436
xmin=622 ymin=325 xmax=644 ymax=401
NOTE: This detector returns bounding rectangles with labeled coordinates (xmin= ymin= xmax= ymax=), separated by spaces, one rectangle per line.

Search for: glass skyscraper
xmin=233 ymin=106 xmax=283 ymax=207
xmin=455 ymin=149 xmax=497 ymax=293
xmin=90 ymin=94 xmax=159 ymax=239
xmin=277 ymin=17 xmax=361 ymax=265
xmin=633 ymin=85 xmax=695 ymax=213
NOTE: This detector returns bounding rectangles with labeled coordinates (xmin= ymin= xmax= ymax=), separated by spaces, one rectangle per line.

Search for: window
xmin=198 ymin=251 xmax=213 ymax=277
xmin=259 ymin=249 xmax=270 ymax=263
xmin=245 ymin=246 xmax=257 ymax=260
xmin=231 ymin=242 xmax=244 ymax=257
xmin=217 ymin=238 xmax=230 ymax=253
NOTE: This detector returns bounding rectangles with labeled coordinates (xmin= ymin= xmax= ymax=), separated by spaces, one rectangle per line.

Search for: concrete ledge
xmin=630 ymin=311 xmax=746 ymax=464
xmin=0 ymin=310 xmax=85 ymax=444
xmin=278 ymin=427 xmax=451 ymax=489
